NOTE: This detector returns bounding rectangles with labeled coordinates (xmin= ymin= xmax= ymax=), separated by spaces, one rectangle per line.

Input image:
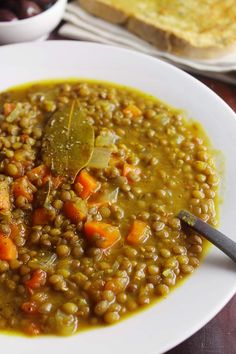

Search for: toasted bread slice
xmin=79 ymin=0 xmax=236 ymax=58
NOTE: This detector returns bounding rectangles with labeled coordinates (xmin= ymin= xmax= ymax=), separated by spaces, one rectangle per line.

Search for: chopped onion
xmin=95 ymin=130 xmax=119 ymax=147
xmin=89 ymin=187 xmax=119 ymax=206
xmin=88 ymin=147 xmax=111 ymax=169
xmin=6 ymin=103 xmax=22 ymax=122
xmin=99 ymin=187 xmax=119 ymax=204
xmin=106 ymin=187 xmax=119 ymax=203
xmin=6 ymin=102 xmax=36 ymax=123
xmin=28 ymin=251 xmax=57 ymax=271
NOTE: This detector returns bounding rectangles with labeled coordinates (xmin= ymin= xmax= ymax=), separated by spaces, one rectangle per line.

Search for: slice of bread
xmin=79 ymin=0 xmax=236 ymax=58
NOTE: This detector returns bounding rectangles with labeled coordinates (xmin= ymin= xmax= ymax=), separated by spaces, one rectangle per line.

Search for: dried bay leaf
xmin=42 ymin=100 xmax=94 ymax=182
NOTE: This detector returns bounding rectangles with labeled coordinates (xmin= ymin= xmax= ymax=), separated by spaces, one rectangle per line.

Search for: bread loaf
xmin=79 ymin=0 xmax=236 ymax=58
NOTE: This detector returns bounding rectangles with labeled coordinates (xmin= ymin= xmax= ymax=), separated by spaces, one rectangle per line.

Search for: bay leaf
xmin=42 ymin=100 xmax=94 ymax=182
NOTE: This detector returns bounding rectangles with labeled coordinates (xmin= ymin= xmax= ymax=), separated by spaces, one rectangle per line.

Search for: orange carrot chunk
xmin=84 ymin=221 xmax=121 ymax=249
xmin=12 ymin=176 xmax=35 ymax=202
xmin=25 ymin=269 xmax=47 ymax=290
xmin=123 ymin=104 xmax=142 ymax=118
xmin=74 ymin=170 xmax=99 ymax=199
xmin=0 ymin=234 xmax=18 ymax=260
xmin=127 ymin=220 xmax=150 ymax=245
xmin=27 ymin=164 xmax=49 ymax=183
xmin=27 ymin=165 xmax=64 ymax=189
xmin=32 ymin=208 xmax=52 ymax=226
xmin=63 ymin=199 xmax=88 ymax=224
xmin=0 ymin=180 xmax=11 ymax=211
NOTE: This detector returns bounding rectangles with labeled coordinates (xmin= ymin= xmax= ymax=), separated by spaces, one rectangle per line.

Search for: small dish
xmin=0 ymin=0 xmax=67 ymax=44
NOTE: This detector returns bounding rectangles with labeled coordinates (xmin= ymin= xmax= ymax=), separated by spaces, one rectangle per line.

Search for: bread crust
xmin=79 ymin=0 xmax=236 ymax=59
xmin=79 ymin=0 xmax=128 ymax=24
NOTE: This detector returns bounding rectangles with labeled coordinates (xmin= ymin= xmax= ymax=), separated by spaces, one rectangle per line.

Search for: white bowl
xmin=0 ymin=0 xmax=67 ymax=44
xmin=0 ymin=41 xmax=235 ymax=354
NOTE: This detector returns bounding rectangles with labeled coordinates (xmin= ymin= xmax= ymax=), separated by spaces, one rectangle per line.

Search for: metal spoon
xmin=178 ymin=210 xmax=236 ymax=263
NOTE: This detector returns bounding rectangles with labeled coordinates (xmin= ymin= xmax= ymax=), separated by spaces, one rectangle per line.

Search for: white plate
xmin=0 ymin=41 xmax=235 ymax=354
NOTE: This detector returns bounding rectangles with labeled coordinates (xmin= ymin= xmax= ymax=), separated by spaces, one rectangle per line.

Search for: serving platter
xmin=0 ymin=41 xmax=235 ymax=354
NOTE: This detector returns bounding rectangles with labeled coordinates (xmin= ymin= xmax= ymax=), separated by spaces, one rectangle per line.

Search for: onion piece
xmin=88 ymin=147 xmax=111 ymax=169
xmin=95 ymin=130 xmax=119 ymax=147
xmin=88 ymin=187 xmax=119 ymax=206
xmin=28 ymin=251 xmax=57 ymax=271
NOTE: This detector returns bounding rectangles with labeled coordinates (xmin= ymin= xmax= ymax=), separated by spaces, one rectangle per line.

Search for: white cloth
xmin=59 ymin=1 xmax=236 ymax=84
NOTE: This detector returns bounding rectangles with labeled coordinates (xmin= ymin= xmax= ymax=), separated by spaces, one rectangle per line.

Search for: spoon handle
xmin=178 ymin=210 xmax=236 ymax=263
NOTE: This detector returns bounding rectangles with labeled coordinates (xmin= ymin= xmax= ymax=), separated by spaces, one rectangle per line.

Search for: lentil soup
xmin=0 ymin=81 xmax=218 ymax=336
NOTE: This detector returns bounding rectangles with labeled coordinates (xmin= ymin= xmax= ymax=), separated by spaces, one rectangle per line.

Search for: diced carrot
xmin=126 ymin=220 xmax=150 ymax=245
xmin=74 ymin=170 xmax=99 ymax=199
xmin=0 ymin=180 xmax=11 ymax=211
xmin=123 ymin=104 xmax=142 ymax=118
xmin=122 ymin=163 xmax=141 ymax=180
xmin=21 ymin=301 xmax=38 ymax=315
xmin=32 ymin=208 xmax=52 ymax=226
xmin=63 ymin=199 xmax=87 ymax=224
xmin=24 ymin=322 xmax=40 ymax=336
xmin=25 ymin=269 xmax=47 ymax=290
xmin=3 ymin=103 xmax=16 ymax=116
xmin=27 ymin=165 xmax=49 ymax=183
xmin=27 ymin=165 xmax=63 ymax=189
xmin=84 ymin=221 xmax=121 ymax=249
xmin=12 ymin=176 xmax=35 ymax=202
xmin=0 ymin=234 xmax=18 ymax=260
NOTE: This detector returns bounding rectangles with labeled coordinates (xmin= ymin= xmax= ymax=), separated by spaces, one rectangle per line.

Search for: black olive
xmin=35 ymin=0 xmax=55 ymax=9
xmin=18 ymin=0 xmax=42 ymax=19
xmin=0 ymin=8 xmax=17 ymax=21
xmin=0 ymin=0 xmax=19 ymax=13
